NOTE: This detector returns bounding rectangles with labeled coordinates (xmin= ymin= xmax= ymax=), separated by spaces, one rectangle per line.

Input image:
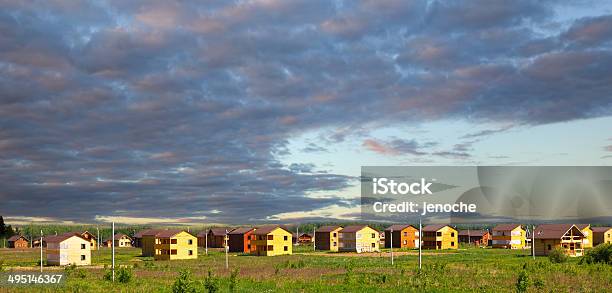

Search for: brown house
xmin=592 ymin=227 xmax=612 ymax=246
xmin=384 ymin=224 xmax=419 ymax=249
xmin=534 ymin=224 xmax=584 ymax=257
xmin=458 ymin=230 xmax=490 ymax=247
xmin=298 ymin=233 xmax=313 ymax=244
xmin=207 ymin=228 xmax=232 ymax=248
xmin=8 ymin=235 xmax=29 ymax=248
xmin=134 ymin=229 xmax=161 ymax=248
xmin=228 ymin=227 xmax=255 ymax=253
xmin=315 ymin=226 xmax=342 ymax=251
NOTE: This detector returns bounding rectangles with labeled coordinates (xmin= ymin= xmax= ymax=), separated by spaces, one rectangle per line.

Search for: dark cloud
xmin=0 ymin=1 xmax=611 ymax=223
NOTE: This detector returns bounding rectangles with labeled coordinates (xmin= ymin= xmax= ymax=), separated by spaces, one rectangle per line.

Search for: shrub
xmin=65 ymin=264 xmax=87 ymax=279
xmin=0 ymin=260 xmax=4 ymax=272
xmin=203 ymin=269 xmax=219 ymax=293
xmin=116 ymin=267 xmax=133 ymax=283
xmin=548 ymin=248 xmax=568 ymax=263
xmin=515 ymin=270 xmax=529 ymax=293
xmin=172 ymin=270 xmax=197 ymax=293
xmin=581 ymin=243 xmax=612 ymax=265
xmin=229 ymin=268 xmax=239 ymax=292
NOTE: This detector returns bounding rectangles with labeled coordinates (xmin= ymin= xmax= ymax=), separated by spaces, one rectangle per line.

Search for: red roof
xmin=228 ymin=227 xmax=254 ymax=235
xmin=492 ymin=224 xmax=522 ymax=231
xmin=574 ymin=224 xmax=590 ymax=230
xmin=534 ymin=224 xmax=584 ymax=239
xmin=135 ymin=229 xmax=163 ymax=238
xmin=252 ymin=225 xmax=291 ymax=235
xmin=45 ymin=232 xmax=87 ymax=243
xmin=340 ymin=225 xmax=379 ymax=233
xmin=209 ymin=228 xmax=233 ymax=236
xmin=8 ymin=235 xmax=27 ymax=242
xmin=316 ymin=226 xmax=342 ymax=233
xmin=422 ymin=224 xmax=452 ymax=232
xmin=156 ymin=230 xmax=191 ymax=238
xmin=384 ymin=224 xmax=416 ymax=232
xmin=458 ymin=230 xmax=489 ymax=237
xmin=592 ymin=227 xmax=612 ymax=233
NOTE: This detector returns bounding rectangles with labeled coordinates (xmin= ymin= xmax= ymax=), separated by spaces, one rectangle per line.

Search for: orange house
xmin=228 ymin=227 xmax=255 ymax=253
xmin=8 ymin=235 xmax=29 ymax=248
xmin=384 ymin=224 xmax=419 ymax=249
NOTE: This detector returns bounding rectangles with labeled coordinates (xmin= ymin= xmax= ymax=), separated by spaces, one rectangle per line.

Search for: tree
xmin=0 ymin=216 xmax=6 ymax=237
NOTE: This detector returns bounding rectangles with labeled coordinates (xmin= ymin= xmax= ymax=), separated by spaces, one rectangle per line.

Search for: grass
xmin=1 ymin=246 xmax=611 ymax=292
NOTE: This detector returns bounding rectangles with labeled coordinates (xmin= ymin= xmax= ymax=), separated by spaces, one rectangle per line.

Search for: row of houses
xmin=5 ymin=224 xmax=612 ymax=266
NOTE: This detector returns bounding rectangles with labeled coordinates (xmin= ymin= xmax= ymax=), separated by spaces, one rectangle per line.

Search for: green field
xmin=1 ymin=245 xmax=611 ymax=292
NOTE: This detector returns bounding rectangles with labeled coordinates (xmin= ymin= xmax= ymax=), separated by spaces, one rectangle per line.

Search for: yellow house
xmin=575 ymin=224 xmax=593 ymax=248
xmin=46 ymin=233 xmax=91 ymax=266
xmin=81 ymin=231 xmax=98 ymax=250
xmin=315 ymin=226 xmax=342 ymax=252
xmin=421 ymin=225 xmax=458 ymax=250
xmin=338 ymin=225 xmax=380 ymax=253
xmin=492 ymin=224 xmax=525 ymax=249
xmin=534 ymin=224 xmax=584 ymax=257
xmin=252 ymin=226 xmax=292 ymax=256
xmin=592 ymin=227 xmax=612 ymax=246
xmin=105 ymin=233 xmax=133 ymax=247
xmin=141 ymin=230 xmax=197 ymax=260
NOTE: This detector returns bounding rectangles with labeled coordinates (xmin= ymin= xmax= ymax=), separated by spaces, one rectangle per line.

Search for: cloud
xmin=0 ymin=1 xmax=610 ymax=224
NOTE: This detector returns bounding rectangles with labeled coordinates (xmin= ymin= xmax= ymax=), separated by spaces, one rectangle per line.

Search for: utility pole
xmin=205 ymin=230 xmax=208 ymax=255
xmin=40 ymin=230 xmax=43 ymax=272
xmin=296 ymin=225 xmax=299 ymax=245
xmin=418 ymin=218 xmax=422 ymax=270
xmin=225 ymin=229 xmax=229 ymax=270
xmin=390 ymin=228 xmax=394 ymax=265
xmin=112 ymin=222 xmax=115 ymax=282
xmin=532 ymin=224 xmax=535 ymax=260
xmin=96 ymin=226 xmax=100 ymax=251
xmin=313 ymin=227 xmax=316 ymax=251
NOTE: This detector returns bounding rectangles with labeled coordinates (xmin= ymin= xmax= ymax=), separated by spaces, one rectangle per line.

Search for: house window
xmin=437 ymin=232 xmax=442 ymax=236
xmin=268 ymin=245 xmax=274 ymax=251
xmin=547 ymin=244 xmax=551 ymax=250
xmin=333 ymin=233 xmax=337 ymax=237
xmin=188 ymin=239 xmax=193 ymax=245
xmin=356 ymin=233 xmax=362 ymax=239
xmin=371 ymin=233 xmax=376 ymax=238
xmin=451 ymin=242 xmax=455 ymax=246
xmin=284 ymin=246 xmax=288 ymax=251
xmin=284 ymin=236 xmax=288 ymax=241
xmin=403 ymin=232 xmax=407 ymax=236
xmin=81 ymin=244 xmax=86 ymax=249
xmin=171 ymin=249 xmax=177 ymax=255
xmin=81 ymin=255 xmax=86 ymax=261
xmin=268 ymin=235 xmax=274 ymax=240
xmin=371 ymin=243 xmax=375 ymax=248
xmin=188 ymin=250 xmax=193 ymax=255
xmin=333 ymin=242 xmax=337 ymax=247
xmin=247 ymin=244 xmax=251 ymax=249
xmin=403 ymin=240 xmax=407 ymax=245
xmin=171 ymin=239 xmax=177 ymax=244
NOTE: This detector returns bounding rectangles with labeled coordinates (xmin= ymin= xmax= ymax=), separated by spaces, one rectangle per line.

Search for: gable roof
xmin=228 ymin=227 xmax=255 ymax=235
xmin=135 ymin=229 xmax=163 ymax=238
xmin=45 ymin=232 xmax=87 ymax=243
xmin=458 ymin=230 xmax=489 ymax=237
xmin=81 ymin=231 xmax=96 ymax=240
xmin=534 ymin=224 xmax=584 ymax=239
xmin=156 ymin=230 xmax=192 ymax=238
xmin=575 ymin=224 xmax=590 ymax=230
xmin=422 ymin=224 xmax=452 ymax=232
xmin=252 ymin=225 xmax=291 ymax=235
xmin=384 ymin=224 xmax=416 ymax=232
xmin=299 ymin=233 xmax=312 ymax=238
xmin=492 ymin=224 xmax=522 ymax=231
xmin=591 ymin=227 xmax=612 ymax=233
xmin=8 ymin=235 xmax=28 ymax=242
xmin=340 ymin=225 xmax=379 ymax=233
xmin=316 ymin=226 xmax=342 ymax=233
xmin=209 ymin=228 xmax=233 ymax=236
xmin=106 ymin=233 xmax=132 ymax=242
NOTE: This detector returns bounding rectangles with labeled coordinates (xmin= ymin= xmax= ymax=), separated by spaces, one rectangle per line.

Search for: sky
xmin=1 ymin=0 xmax=611 ymax=226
